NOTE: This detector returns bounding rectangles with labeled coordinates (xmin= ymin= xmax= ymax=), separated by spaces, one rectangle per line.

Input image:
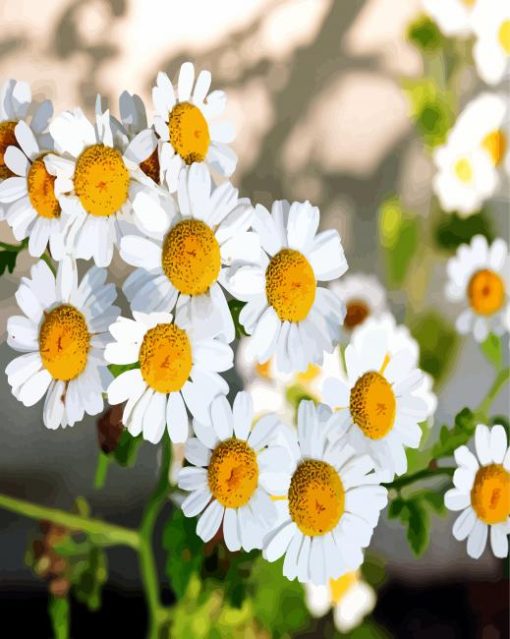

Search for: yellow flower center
xmin=454 ymin=157 xmax=473 ymax=184
xmin=256 ymin=360 xmax=271 ymax=378
xmin=139 ymin=146 xmax=160 ymax=183
xmin=467 ymin=269 xmax=505 ymax=316
xmin=39 ymin=304 xmax=90 ymax=381
xmin=482 ymin=130 xmax=507 ymax=167
xmin=168 ymin=102 xmax=210 ymax=165
xmin=288 ymin=459 xmax=344 ymax=537
xmin=350 ymin=371 xmax=396 ymax=440
xmin=139 ymin=323 xmax=192 ymax=394
xmin=329 ymin=571 xmax=359 ymax=604
xmin=296 ymin=363 xmax=321 ymax=384
xmin=471 ymin=464 xmax=510 ymax=525
xmin=344 ymin=299 xmax=370 ymax=330
xmin=0 ymin=120 xmax=18 ymax=180
xmin=208 ymin=438 xmax=259 ymax=508
xmin=27 ymin=156 xmax=61 ymax=219
xmin=461 ymin=0 xmax=475 ymax=6
xmin=161 ymin=219 xmax=221 ymax=296
xmin=498 ymin=19 xmax=510 ymax=55
xmin=74 ymin=144 xmax=130 ymax=217
xmin=265 ymin=249 xmax=316 ymax=322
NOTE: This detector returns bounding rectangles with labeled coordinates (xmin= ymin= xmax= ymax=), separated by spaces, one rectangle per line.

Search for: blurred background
xmin=0 ymin=0 xmax=508 ymax=636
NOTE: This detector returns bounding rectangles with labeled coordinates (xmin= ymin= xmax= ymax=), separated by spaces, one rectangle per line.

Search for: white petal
xmin=467 ymin=519 xmax=488 ymax=559
xmin=475 ymin=424 xmax=492 ymax=465
xmin=210 ymin=394 xmax=234 ymax=440
xmin=196 ymin=499 xmax=224 ymax=542
xmin=182 ymin=489 xmax=211 ymax=517
xmin=166 ymin=392 xmax=189 ymax=443
xmin=142 ymin=392 xmax=167 ymax=444
xmin=490 ymin=425 xmax=507 ymax=464
xmin=490 ymin=524 xmax=509 ymax=559
xmin=223 ymin=508 xmax=241 ymax=552
xmin=263 ymin=520 xmax=297 ymax=562
xmin=18 ymin=369 xmax=52 ymax=406
xmin=232 ymin=391 xmax=253 ymax=440
xmin=444 ymin=489 xmax=470 ymax=512
xmin=120 ymin=235 xmax=162 ymax=270
xmin=452 ymin=507 xmax=476 ymax=541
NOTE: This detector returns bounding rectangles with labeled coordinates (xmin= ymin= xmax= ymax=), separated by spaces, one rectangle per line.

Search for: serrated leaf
xmin=481 ymin=333 xmax=503 ymax=370
xmin=434 ymin=211 xmax=493 ymax=252
xmin=48 ymin=595 xmax=70 ymax=639
xmin=163 ymin=508 xmax=204 ymax=599
xmin=410 ymin=311 xmax=458 ymax=383
xmin=432 ymin=408 xmax=476 ymax=459
xmin=227 ymin=299 xmax=247 ymax=338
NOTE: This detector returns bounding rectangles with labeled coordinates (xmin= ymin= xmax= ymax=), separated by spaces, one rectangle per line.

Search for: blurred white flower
xmin=330 ymin=273 xmax=387 ymax=338
xmin=421 ymin=0 xmax=476 ymax=37
xmin=471 ymin=1 xmax=510 ymax=86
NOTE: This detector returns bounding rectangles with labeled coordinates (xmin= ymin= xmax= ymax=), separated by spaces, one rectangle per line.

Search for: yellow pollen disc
xmin=74 ymin=144 xmax=130 ymax=217
xmin=39 ymin=304 xmax=90 ymax=381
xmin=139 ymin=147 xmax=160 ymax=183
xmin=350 ymin=371 xmax=396 ymax=440
xmin=296 ymin=363 xmax=321 ymax=384
xmin=139 ymin=323 xmax=192 ymax=394
xmin=0 ymin=120 xmax=18 ymax=180
xmin=27 ymin=157 xmax=61 ymax=219
xmin=265 ymin=248 xmax=316 ymax=322
xmin=329 ymin=571 xmax=359 ymax=604
xmin=288 ymin=459 xmax=344 ymax=537
xmin=470 ymin=464 xmax=510 ymax=525
xmin=344 ymin=299 xmax=370 ymax=330
xmin=482 ymin=130 xmax=507 ymax=167
xmin=161 ymin=219 xmax=220 ymax=296
xmin=168 ymin=102 xmax=210 ymax=165
xmin=498 ymin=19 xmax=510 ymax=55
xmin=454 ymin=157 xmax=473 ymax=184
xmin=207 ymin=438 xmax=258 ymax=508
xmin=467 ymin=269 xmax=505 ymax=316
xmin=256 ymin=360 xmax=271 ymax=378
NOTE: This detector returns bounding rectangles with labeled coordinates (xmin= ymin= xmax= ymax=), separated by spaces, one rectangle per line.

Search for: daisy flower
xmin=177 ymin=392 xmax=287 ymax=551
xmin=263 ymin=400 xmax=387 ymax=585
xmin=330 ymin=273 xmax=387 ymax=336
xmin=5 ymin=257 xmax=119 ymax=429
xmin=471 ymin=0 xmax=510 ymax=86
xmin=322 ymin=316 xmax=431 ymax=479
xmin=445 ymin=235 xmax=510 ymax=342
xmin=105 ymin=310 xmax=233 ymax=444
xmin=44 ymin=100 xmax=156 ymax=266
xmin=304 ymin=571 xmax=376 ymax=634
xmin=224 ymin=200 xmax=348 ymax=373
xmin=420 ymin=0 xmax=476 ymax=37
xmin=120 ymin=163 xmax=255 ymax=343
xmin=444 ymin=423 xmax=510 ymax=559
xmin=152 ymin=61 xmax=237 ymax=192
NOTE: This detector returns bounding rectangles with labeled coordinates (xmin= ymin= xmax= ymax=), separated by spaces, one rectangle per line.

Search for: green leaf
xmin=417 ymin=489 xmax=446 ymax=515
xmin=434 ymin=211 xmax=493 ymax=252
xmin=107 ymin=362 xmax=139 ymax=378
xmin=405 ymin=499 xmax=430 ymax=556
xmin=410 ymin=311 xmax=458 ymax=384
xmin=432 ymin=407 xmax=476 ymax=458
xmin=403 ymin=79 xmax=453 ymax=147
xmin=113 ymin=430 xmax=142 ymax=467
xmin=222 ymin=550 xmax=258 ymax=609
xmin=163 ymin=508 xmax=204 ymax=599
xmin=0 ymin=239 xmax=28 ymax=276
xmin=71 ymin=545 xmax=108 ymax=611
xmin=481 ymin=333 xmax=503 ymax=370
xmin=407 ymin=16 xmax=443 ymax=52
xmin=378 ymin=197 xmax=419 ymax=288
xmin=48 ymin=595 xmax=70 ymax=639
xmin=227 ymin=299 xmax=247 ymax=338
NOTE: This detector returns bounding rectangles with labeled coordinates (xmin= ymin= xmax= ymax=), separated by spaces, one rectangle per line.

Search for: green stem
xmin=94 ymin=452 xmax=111 ymax=490
xmin=384 ymin=466 xmax=454 ymax=491
xmin=138 ymin=436 xmax=172 ymax=638
xmin=0 ymin=493 xmax=139 ymax=549
xmin=475 ymin=367 xmax=510 ymax=422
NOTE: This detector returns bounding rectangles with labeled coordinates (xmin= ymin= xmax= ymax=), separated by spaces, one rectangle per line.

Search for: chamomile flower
xmin=330 ymin=273 xmax=387 ymax=336
xmin=178 ymin=392 xmax=287 ymax=551
xmin=5 ymin=257 xmax=119 ymax=429
xmin=120 ymin=163 xmax=254 ymax=343
xmin=105 ymin=310 xmax=233 ymax=444
xmin=152 ymin=61 xmax=237 ymax=192
xmin=471 ymin=1 xmax=510 ymax=86
xmin=444 ymin=424 xmax=510 ymax=559
xmin=263 ymin=401 xmax=387 ymax=585
xmin=322 ymin=318 xmax=431 ymax=479
xmin=44 ymin=101 xmax=156 ymax=266
xmin=421 ymin=0 xmax=476 ymax=37
xmin=304 ymin=571 xmax=376 ymax=634
xmin=445 ymin=235 xmax=510 ymax=342
xmin=225 ymin=200 xmax=348 ymax=373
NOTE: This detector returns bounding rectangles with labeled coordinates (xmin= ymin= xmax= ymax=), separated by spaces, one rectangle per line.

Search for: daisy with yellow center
xmin=330 ymin=273 xmax=387 ymax=338
xmin=105 ymin=309 xmax=233 ymax=444
xmin=177 ymin=392 xmax=288 ymax=550
xmin=152 ymin=62 xmax=237 ymax=192
xmin=5 ymin=257 xmax=120 ymax=429
xmin=263 ymin=401 xmax=387 ymax=585
xmin=471 ymin=1 xmax=510 ymax=86
xmin=444 ymin=424 xmax=510 ymax=559
xmin=120 ymin=163 xmax=254 ymax=343
xmin=322 ymin=317 xmax=432 ymax=479
xmin=44 ymin=100 xmax=156 ymax=267
xmin=421 ymin=0 xmax=477 ymax=37
xmin=445 ymin=235 xmax=509 ymax=342
xmin=304 ymin=571 xmax=376 ymax=634
xmin=225 ymin=200 xmax=348 ymax=373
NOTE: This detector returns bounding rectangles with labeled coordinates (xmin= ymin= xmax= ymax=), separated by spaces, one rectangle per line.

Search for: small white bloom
xmin=330 ymin=273 xmax=387 ymax=338
xmin=471 ymin=0 xmax=510 ymax=86
xmin=421 ymin=0 xmax=476 ymax=37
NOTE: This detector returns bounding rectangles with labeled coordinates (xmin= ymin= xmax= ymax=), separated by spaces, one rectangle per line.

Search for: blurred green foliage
xmin=434 ymin=211 xmax=494 ymax=252
xmin=432 ymin=408 xmax=476 ymax=459
xmin=379 ymin=197 xmax=418 ymax=289
xmin=48 ymin=596 xmax=70 ymax=639
xmin=480 ymin=334 xmax=503 ymax=370
xmin=407 ymin=16 xmax=444 ymax=53
xmin=164 ymin=508 xmax=205 ymax=599
xmin=403 ymin=79 xmax=454 ymax=147
xmin=410 ymin=311 xmax=459 ymax=384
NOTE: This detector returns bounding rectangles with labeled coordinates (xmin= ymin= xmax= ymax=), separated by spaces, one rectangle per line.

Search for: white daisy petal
xmin=196 ymin=499 xmax=224 ymax=542
xmin=467 ymin=519 xmax=488 ymax=559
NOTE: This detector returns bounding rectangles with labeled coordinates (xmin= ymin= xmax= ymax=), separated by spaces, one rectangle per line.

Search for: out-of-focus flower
xmin=445 ymin=235 xmax=509 ymax=342
xmin=152 ymin=61 xmax=237 ymax=192
xmin=330 ymin=273 xmax=387 ymax=338
xmin=225 ymin=200 xmax=347 ymax=373
xmin=32 ymin=521 xmax=71 ymax=598
xmin=5 ymin=257 xmax=119 ymax=429
xmin=445 ymin=423 xmax=510 ymax=559
xmin=304 ymin=571 xmax=376 ymax=634
xmin=262 ymin=400 xmax=387 ymax=585
xmin=471 ymin=1 xmax=510 ymax=86
xmin=420 ymin=0 xmax=476 ymax=37
xmin=97 ymin=404 xmax=125 ymax=455
xmin=178 ymin=392 xmax=288 ymax=551
xmin=105 ymin=310 xmax=232 ymax=444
